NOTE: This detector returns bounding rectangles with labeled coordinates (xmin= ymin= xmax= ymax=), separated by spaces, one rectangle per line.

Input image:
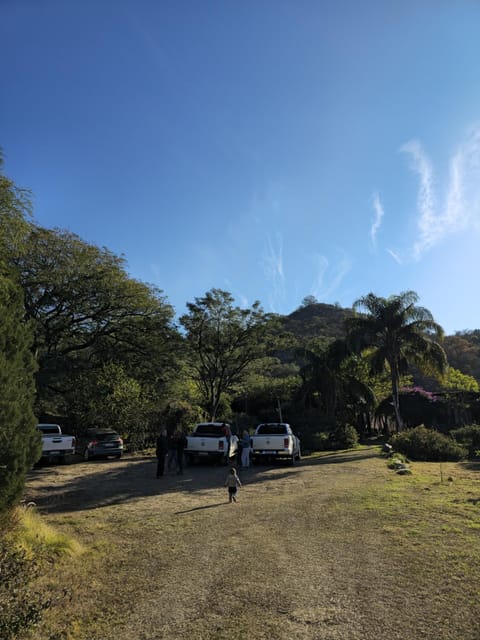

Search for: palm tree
xmin=346 ymin=291 xmax=447 ymax=432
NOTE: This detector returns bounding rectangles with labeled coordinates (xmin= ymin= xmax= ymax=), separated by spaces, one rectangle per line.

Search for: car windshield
xmin=256 ymin=424 xmax=288 ymax=435
xmin=89 ymin=431 xmax=119 ymax=441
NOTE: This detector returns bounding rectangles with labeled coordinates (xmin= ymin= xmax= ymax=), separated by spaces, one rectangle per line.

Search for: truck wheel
xmin=186 ymin=454 xmax=195 ymax=466
xmin=290 ymin=452 xmax=296 ymax=466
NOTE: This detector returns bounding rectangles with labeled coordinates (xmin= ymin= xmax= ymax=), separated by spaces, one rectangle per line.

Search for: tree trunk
xmin=390 ymin=367 xmax=403 ymax=432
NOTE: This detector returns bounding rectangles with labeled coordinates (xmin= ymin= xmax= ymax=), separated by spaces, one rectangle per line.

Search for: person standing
xmin=167 ymin=430 xmax=179 ymax=472
xmin=240 ymin=429 xmax=251 ymax=468
xmin=237 ymin=436 xmax=243 ymax=467
xmin=176 ymin=430 xmax=187 ymax=475
xmin=224 ymin=467 xmax=242 ymax=503
xmin=155 ymin=429 xmax=168 ymax=478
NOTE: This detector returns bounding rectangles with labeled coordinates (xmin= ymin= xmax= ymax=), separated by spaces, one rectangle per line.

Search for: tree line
xmin=1 ymin=153 xmax=480 ymax=524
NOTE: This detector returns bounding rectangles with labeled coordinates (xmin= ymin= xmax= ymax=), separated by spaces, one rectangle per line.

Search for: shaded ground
xmin=23 ymin=448 xmax=480 ymax=640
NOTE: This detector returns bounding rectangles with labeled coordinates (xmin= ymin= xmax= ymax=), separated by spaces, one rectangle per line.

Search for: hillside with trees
xmin=281 ymin=297 xmax=353 ymax=345
xmin=444 ymin=331 xmax=480 ymax=383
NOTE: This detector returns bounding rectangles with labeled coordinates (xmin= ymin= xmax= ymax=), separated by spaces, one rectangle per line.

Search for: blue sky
xmin=2 ymin=0 xmax=480 ymax=334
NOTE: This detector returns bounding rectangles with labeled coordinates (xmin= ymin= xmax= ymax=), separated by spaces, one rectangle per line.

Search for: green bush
xmin=310 ymin=432 xmax=330 ymax=451
xmin=391 ymin=425 xmax=467 ymax=462
xmin=303 ymin=424 xmax=359 ymax=452
xmin=329 ymin=424 xmax=359 ymax=450
xmin=450 ymin=424 xmax=480 ymax=458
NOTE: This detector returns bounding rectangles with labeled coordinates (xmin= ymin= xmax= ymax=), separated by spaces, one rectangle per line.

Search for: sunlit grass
xmin=9 ymin=506 xmax=84 ymax=559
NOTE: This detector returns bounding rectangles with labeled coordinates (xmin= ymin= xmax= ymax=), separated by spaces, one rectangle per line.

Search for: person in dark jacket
xmin=167 ymin=430 xmax=179 ymax=472
xmin=175 ymin=430 xmax=187 ymax=475
xmin=155 ymin=429 xmax=168 ymax=478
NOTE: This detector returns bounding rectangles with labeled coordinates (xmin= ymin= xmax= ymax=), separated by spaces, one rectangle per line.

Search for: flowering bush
xmin=400 ymin=386 xmax=440 ymax=402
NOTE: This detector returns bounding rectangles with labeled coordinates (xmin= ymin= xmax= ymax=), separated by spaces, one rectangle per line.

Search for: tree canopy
xmin=346 ymin=291 xmax=447 ymax=431
xmin=6 ymin=225 xmax=179 ymax=419
xmin=180 ymin=289 xmax=273 ymax=420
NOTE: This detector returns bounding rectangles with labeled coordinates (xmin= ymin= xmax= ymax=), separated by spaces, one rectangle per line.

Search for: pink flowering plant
xmin=400 ymin=386 xmax=440 ymax=403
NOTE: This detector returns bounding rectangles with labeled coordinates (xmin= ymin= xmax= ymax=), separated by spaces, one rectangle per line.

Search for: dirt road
xmin=24 ymin=449 xmax=480 ymax=640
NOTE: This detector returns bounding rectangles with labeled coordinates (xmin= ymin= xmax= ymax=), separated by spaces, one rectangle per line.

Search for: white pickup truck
xmin=251 ymin=423 xmax=301 ymax=465
xmin=185 ymin=422 xmax=238 ymax=465
xmin=37 ymin=424 xmax=76 ymax=463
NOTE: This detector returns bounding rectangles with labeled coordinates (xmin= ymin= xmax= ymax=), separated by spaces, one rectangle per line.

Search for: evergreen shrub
xmin=329 ymin=424 xmax=359 ymax=450
xmin=0 ymin=277 xmax=41 ymax=524
xmin=302 ymin=424 xmax=359 ymax=451
xmin=310 ymin=432 xmax=330 ymax=451
xmin=391 ymin=425 xmax=467 ymax=461
xmin=450 ymin=424 xmax=480 ymax=457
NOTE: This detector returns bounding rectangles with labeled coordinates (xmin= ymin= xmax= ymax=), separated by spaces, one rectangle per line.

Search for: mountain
xmin=281 ymin=302 xmax=353 ymax=344
xmin=444 ymin=331 xmax=480 ymax=383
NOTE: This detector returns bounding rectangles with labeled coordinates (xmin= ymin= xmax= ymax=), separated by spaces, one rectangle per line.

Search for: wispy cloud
xmin=445 ymin=127 xmax=480 ymax=232
xmin=401 ymin=139 xmax=436 ymax=258
xmin=401 ymin=127 xmax=480 ymax=260
xmin=310 ymin=250 xmax=351 ymax=300
xmin=386 ymin=248 xmax=402 ymax=264
xmin=262 ymin=232 xmax=285 ymax=312
xmin=370 ymin=191 xmax=385 ymax=248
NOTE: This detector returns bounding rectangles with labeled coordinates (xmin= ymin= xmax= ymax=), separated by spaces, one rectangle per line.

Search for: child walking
xmin=225 ymin=467 xmax=242 ymax=503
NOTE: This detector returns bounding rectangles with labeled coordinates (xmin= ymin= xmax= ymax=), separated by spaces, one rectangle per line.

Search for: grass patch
xmin=1 ymin=506 xmax=84 ymax=640
xmin=8 ymin=506 xmax=84 ymax=559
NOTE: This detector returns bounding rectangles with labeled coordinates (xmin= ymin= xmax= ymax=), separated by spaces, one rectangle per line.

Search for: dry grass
xmin=21 ymin=449 xmax=480 ymax=639
xmin=8 ymin=506 xmax=84 ymax=559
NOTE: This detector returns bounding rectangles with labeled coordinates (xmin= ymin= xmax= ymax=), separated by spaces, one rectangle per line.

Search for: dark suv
xmin=75 ymin=428 xmax=124 ymax=461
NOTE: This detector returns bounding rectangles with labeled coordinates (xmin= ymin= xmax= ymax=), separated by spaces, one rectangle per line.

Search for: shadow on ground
xmin=310 ymin=448 xmax=381 ymax=465
xmin=24 ymin=447 xmax=381 ymax=514
xmin=175 ymin=502 xmax=226 ymax=514
xmin=460 ymin=459 xmax=480 ymax=472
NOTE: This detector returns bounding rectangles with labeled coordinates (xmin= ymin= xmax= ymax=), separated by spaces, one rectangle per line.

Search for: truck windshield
xmin=194 ymin=425 xmax=225 ymax=436
xmin=256 ymin=424 xmax=288 ymax=435
xmin=37 ymin=425 xmax=60 ymax=434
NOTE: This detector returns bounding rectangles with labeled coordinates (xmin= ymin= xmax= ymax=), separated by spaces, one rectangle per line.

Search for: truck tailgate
xmin=252 ymin=436 xmax=286 ymax=451
xmin=42 ymin=436 xmax=75 ymax=452
xmin=186 ymin=436 xmax=222 ymax=452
